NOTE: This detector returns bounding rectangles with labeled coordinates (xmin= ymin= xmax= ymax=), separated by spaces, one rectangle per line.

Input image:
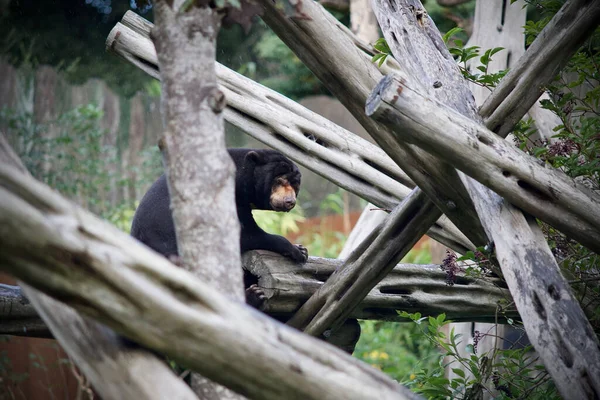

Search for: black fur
xmin=131 ymin=148 xmax=308 ymax=266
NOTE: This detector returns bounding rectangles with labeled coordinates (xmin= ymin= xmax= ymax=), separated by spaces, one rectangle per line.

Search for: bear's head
xmin=246 ymin=150 xmax=301 ymax=212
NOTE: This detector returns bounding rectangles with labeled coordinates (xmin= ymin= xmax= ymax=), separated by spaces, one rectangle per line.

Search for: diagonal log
xmin=480 ymin=0 xmax=600 ymax=137
xmin=259 ymin=0 xmax=488 ymax=248
xmin=0 ymin=135 xmax=198 ymax=400
xmin=366 ymin=73 xmax=600 ymax=253
xmin=287 ymin=189 xmax=441 ymax=334
xmin=370 ymin=0 xmax=600 ymax=397
xmin=106 ymin=14 xmax=473 ymax=254
xmin=0 ymin=161 xmax=421 ymax=400
xmin=256 ymin=0 xmax=492 ymax=338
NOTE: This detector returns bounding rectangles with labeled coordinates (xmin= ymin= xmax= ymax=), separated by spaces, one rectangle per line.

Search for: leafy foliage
xmin=371 ymin=38 xmax=392 ymax=67
xmin=510 ymin=1 xmax=600 ymax=333
xmin=444 ymin=27 xmax=507 ymax=90
xmin=0 ymin=104 xmax=162 ymax=219
xmin=397 ymin=312 xmax=559 ymax=399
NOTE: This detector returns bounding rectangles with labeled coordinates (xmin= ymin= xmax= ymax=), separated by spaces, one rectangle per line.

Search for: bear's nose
xmin=284 ymin=197 xmax=296 ymax=208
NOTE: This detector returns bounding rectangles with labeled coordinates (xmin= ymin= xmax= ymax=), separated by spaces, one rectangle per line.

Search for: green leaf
xmin=457 ymin=250 xmax=475 ymax=261
xmin=443 ymin=27 xmax=464 ymax=44
xmin=437 ymin=313 xmax=447 ymax=325
xmin=452 ymin=368 xmax=466 ymax=378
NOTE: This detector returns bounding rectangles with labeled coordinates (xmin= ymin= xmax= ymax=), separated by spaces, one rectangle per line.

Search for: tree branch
xmin=370 ymin=0 xmax=600 ymax=396
xmin=258 ymin=0 xmax=489 ymax=248
xmin=287 ymin=189 xmax=441 ymax=335
xmin=0 ymin=254 xmax=517 ymax=337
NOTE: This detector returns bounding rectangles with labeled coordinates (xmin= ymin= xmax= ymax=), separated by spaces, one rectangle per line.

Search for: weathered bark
xmin=0 ymin=135 xmax=197 ymax=400
xmin=244 ymin=252 xmax=514 ymax=322
xmin=151 ymin=1 xmax=243 ymax=398
xmin=366 ymin=74 xmax=600 ymax=253
xmin=0 ymin=162 xmax=421 ymax=400
xmin=106 ymin=14 xmax=474 ymax=254
xmin=0 ymin=255 xmax=516 ymax=337
xmin=479 ymin=0 xmax=600 ymax=138
xmin=152 ymin=0 xmax=242 ymax=297
xmin=287 ymin=189 xmax=440 ymax=335
xmin=369 ymin=0 xmax=600 ymax=397
xmin=0 ymin=283 xmax=50 ymax=337
xmin=259 ymin=0 xmax=489 ymax=248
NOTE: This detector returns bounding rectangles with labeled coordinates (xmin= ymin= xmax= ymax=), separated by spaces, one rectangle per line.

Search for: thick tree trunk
xmin=151 ymin=1 xmax=244 ymax=398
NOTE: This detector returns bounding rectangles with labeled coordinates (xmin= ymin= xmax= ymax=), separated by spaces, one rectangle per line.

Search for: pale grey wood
xmin=458 ymin=2 xmax=528 ymax=390
xmin=0 ymin=259 xmax=516 ymax=335
xmin=350 ymin=0 xmax=379 ymax=44
xmin=244 ymin=251 xmax=514 ymax=324
xmin=366 ymin=73 xmax=600 ymax=253
xmin=465 ymin=0 xmax=527 ymax=107
xmin=259 ymin=0 xmax=489 ymax=249
xmin=106 ymin=16 xmax=474 ymax=254
xmin=287 ymin=189 xmax=442 ymax=335
xmin=337 ymin=205 xmax=387 ymax=260
xmin=0 ymin=163 xmax=421 ymax=400
xmin=370 ymin=0 xmax=600 ymax=396
xmin=480 ymin=0 xmax=600 ymax=138
xmin=151 ymin=3 xmax=244 ymax=398
xmin=0 ymin=134 xmax=198 ymax=400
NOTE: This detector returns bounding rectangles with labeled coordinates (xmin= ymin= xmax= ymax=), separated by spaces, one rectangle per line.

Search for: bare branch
xmin=286 ymin=189 xmax=488 ymax=336
xmin=370 ymin=0 xmax=600 ymax=396
xmin=258 ymin=0 xmax=489 ymax=247
xmin=0 ymin=255 xmax=517 ymax=337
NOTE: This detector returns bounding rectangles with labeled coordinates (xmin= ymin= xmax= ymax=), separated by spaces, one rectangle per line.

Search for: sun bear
xmin=130 ymin=148 xmax=308 ymax=306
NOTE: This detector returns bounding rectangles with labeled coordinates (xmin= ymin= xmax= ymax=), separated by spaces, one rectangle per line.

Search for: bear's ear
xmin=245 ymin=151 xmax=265 ymax=165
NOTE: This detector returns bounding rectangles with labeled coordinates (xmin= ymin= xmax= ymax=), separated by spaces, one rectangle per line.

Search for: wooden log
xmin=366 ymin=73 xmax=600 ymax=253
xmin=0 ymin=283 xmax=50 ymax=337
xmin=258 ymin=0 xmax=489 ymax=249
xmin=0 ymin=135 xmax=198 ymax=400
xmin=480 ymin=0 xmax=600 ymax=138
xmin=287 ymin=189 xmax=441 ymax=335
xmin=0 ymin=161 xmax=421 ymax=400
xmin=105 ymin=15 xmax=473 ymax=254
xmin=369 ymin=0 xmax=600 ymax=397
xmin=0 ymin=252 xmax=517 ymax=337
xmin=245 ymin=252 xmax=514 ymax=324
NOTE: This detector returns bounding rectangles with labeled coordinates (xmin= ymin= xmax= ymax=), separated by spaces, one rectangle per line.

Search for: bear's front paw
xmin=292 ymin=244 xmax=308 ymax=264
xmin=245 ymin=284 xmax=267 ymax=310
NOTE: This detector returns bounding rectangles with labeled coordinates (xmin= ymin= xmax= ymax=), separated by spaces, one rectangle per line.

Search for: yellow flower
xmin=369 ymin=350 xmax=380 ymax=359
xmin=409 ymin=374 xmax=416 ymax=380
